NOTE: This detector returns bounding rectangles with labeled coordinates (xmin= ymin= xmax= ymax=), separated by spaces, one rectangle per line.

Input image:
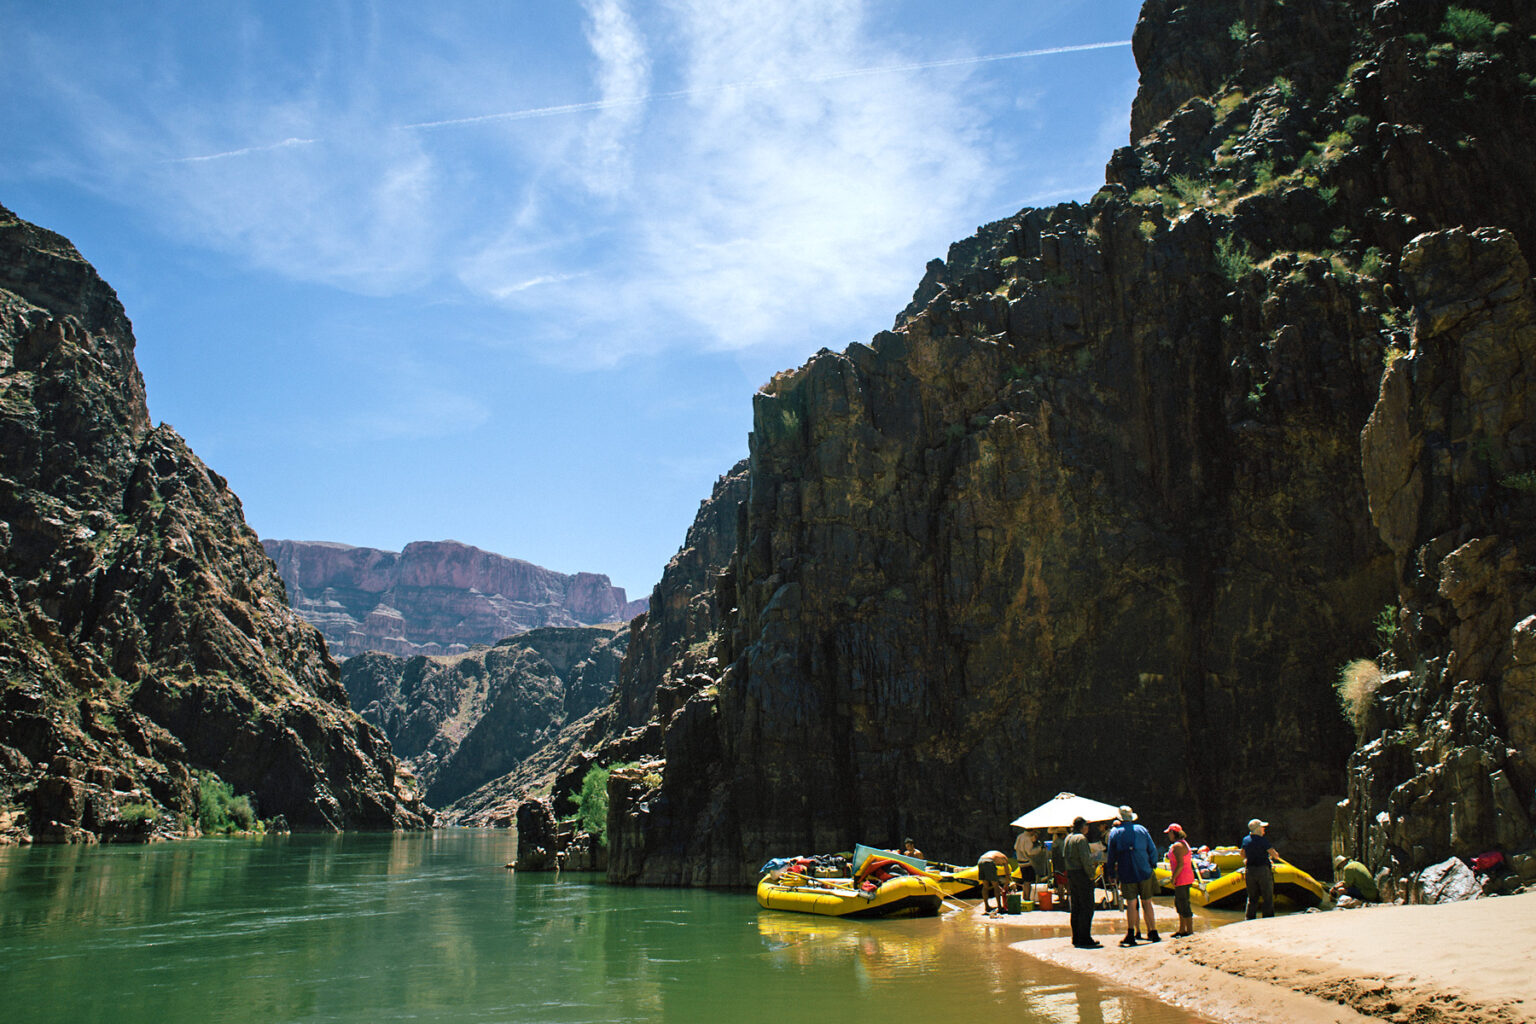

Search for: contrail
xmin=398 ymin=39 xmax=1132 ymax=131
xmin=173 ymin=39 xmax=1131 ymax=158
xmin=171 ymin=136 xmax=317 ymax=163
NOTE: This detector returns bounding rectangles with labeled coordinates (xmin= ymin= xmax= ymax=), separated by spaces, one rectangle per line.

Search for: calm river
xmin=0 ymin=830 xmax=1205 ymax=1023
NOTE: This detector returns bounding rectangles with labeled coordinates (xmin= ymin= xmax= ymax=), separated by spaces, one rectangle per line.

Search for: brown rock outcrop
xmin=263 ymin=538 xmax=646 ymax=659
xmin=0 ymin=205 xmax=428 ymax=841
xmin=602 ymin=0 xmax=1536 ymax=886
xmin=1340 ymin=226 xmax=1536 ymax=875
xmin=339 ymin=625 xmax=627 ymax=815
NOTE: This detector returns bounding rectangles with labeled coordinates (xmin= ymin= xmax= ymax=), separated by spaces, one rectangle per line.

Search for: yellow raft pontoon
xmin=1154 ymin=846 xmax=1327 ymax=910
xmin=756 ymin=870 xmax=945 ymax=918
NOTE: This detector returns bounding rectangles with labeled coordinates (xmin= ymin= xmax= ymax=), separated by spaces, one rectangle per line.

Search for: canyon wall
xmin=600 ymin=0 xmax=1536 ymax=886
xmin=339 ymin=624 xmax=627 ymax=817
xmin=263 ymin=538 xmax=647 ymax=660
xmin=0 ymin=205 xmax=429 ymax=841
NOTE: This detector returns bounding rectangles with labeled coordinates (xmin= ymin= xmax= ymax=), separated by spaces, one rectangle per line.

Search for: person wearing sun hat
xmin=1241 ymin=818 xmax=1281 ymax=919
xmin=1106 ymin=804 xmax=1160 ymax=945
xmin=1164 ymin=823 xmax=1197 ymax=937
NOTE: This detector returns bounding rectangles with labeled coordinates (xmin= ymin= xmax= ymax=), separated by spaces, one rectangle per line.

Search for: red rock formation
xmin=263 ymin=538 xmax=647 ymax=659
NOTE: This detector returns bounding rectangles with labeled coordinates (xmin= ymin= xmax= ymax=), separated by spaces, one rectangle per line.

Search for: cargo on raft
xmin=756 ymin=847 xmax=953 ymax=918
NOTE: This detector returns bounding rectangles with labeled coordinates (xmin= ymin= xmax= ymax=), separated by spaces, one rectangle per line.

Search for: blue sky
xmin=1 ymin=0 xmax=1143 ymax=598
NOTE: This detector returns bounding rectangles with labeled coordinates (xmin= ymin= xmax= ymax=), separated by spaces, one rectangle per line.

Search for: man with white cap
xmin=1241 ymin=818 xmax=1281 ymax=919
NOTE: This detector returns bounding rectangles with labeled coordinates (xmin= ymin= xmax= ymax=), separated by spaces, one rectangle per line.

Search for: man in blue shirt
xmin=1241 ymin=818 xmax=1281 ymax=918
xmin=1105 ymin=804 xmax=1160 ymax=946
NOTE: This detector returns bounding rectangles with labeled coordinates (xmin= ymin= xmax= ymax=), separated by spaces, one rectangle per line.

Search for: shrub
xmin=1343 ymin=113 xmax=1372 ymax=136
xmin=1170 ymin=174 xmax=1205 ymax=205
xmin=1359 ymin=247 xmax=1385 ymax=278
xmin=1375 ymin=604 xmax=1400 ymax=649
xmin=120 ymin=802 xmax=157 ymax=824
xmin=195 ymin=771 xmax=258 ymax=834
xmin=1441 ymin=6 xmax=1496 ymax=45
xmin=1273 ymin=76 xmax=1296 ymax=102
xmin=1215 ymin=235 xmax=1256 ymax=280
xmin=1335 ymin=659 xmax=1384 ymax=733
xmin=1501 ymin=471 xmax=1536 ymax=492
xmin=569 ymin=763 xmax=628 ymax=847
xmin=1229 ymin=19 xmax=1249 ymax=41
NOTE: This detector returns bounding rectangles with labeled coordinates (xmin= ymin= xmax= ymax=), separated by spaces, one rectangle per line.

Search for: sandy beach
xmin=967 ymin=892 xmax=1536 ymax=1023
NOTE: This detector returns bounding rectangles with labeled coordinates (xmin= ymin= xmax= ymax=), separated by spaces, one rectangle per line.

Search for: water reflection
xmin=0 ymin=834 xmax=1203 ymax=1024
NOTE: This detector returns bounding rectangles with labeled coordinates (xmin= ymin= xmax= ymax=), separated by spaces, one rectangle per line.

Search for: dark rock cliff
xmin=340 ymin=625 xmax=627 ymax=817
xmin=603 ymin=0 xmax=1536 ymax=886
xmin=0 ymin=205 xmax=429 ymax=841
xmin=263 ymin=538 xmax=647 ymax=660
xmin=515 ymin=462 xmax=749 ymax=866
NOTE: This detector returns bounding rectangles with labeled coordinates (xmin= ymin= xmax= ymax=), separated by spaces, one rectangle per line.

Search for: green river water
xmin=0 ymin=830 xmax=1206 ymax=1023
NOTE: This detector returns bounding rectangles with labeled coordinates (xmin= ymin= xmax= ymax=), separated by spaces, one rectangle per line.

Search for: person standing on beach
xmin=1015 ymin=828 xmax=1050 ymax=883
xmin=1106 ymin=804 xmax=1160 ymax=945
xmin=1164 ymin=823 xmax=1197 ymax=937
xmin=1062 ymin=816 xmax=1101 ymax=948
xmin=1242 ymin=818 xmax=1280 ymax=919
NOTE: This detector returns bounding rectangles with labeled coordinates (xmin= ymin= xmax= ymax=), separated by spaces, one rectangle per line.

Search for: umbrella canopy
xmin=1010 ymin=792 xmax=1122 ymax=830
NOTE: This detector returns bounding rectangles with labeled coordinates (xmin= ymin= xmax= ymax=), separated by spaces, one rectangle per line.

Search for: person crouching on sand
xmin=977 ymin=850 xmax=1011 ymax=916
xmin=1164 ymin=823 xmax=1197 ymax=937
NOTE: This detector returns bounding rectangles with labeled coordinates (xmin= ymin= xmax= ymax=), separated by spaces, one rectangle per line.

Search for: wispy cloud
xmin=11 ymin=1 xmax=1133 ymax=362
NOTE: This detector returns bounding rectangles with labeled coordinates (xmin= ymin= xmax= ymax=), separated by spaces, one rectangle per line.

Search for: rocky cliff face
xmin=262 ymin=538 xmax=647 ymax=660
xmin=339 ymin=625 xmax=627 ymax=816
xmin=0 ymin=205 xmax=429 ymax=842
xmin=604 ymin=0 xmax=1536 ymax=886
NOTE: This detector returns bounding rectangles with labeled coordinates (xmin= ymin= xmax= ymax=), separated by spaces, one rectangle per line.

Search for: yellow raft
xmin=756 ymin=871 xmax=945 ymax=918
xmin=1154 ymin=847 xmax=1327 ymax=910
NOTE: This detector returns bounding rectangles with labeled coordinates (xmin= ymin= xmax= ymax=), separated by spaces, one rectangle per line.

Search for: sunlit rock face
xmin=338 ymin=624 xmax=627 ymax=815
xmin=263 ymin=538 xmax=647 ymax=660
xmin=0 ymin=204 xmax=430 ymax=842
xmin=602 ymin=0 xmax=1536 ymax=886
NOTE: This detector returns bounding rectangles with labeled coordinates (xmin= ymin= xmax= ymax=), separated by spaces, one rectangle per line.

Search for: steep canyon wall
xmin=600 ymin=0 xmax=1536 ymax=886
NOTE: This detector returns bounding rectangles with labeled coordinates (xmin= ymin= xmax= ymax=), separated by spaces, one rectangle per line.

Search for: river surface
xmin=0 ymin=830 xmax=1207 ymax=1023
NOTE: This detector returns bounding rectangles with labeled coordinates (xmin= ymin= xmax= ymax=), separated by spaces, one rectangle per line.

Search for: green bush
xmin=1215 ymin=236 xmax=1256 ymax=280
xmin=570 ymin=764 xmax=614 ymax=846
xmin=1375 ymin=604 xmax=1400 ymax=649
xmin=1359 ymin=247 xmax=1385 ymax=278
xmin=119 ymin=802 xmax=157 ymax=824
xmin=196 ymin=771 xmax=258 ymax=834
xmin=1229 ymin=19 xmax=1249 ymax=41
xmin=1441 ymin=6 xmax=1495 ymax=45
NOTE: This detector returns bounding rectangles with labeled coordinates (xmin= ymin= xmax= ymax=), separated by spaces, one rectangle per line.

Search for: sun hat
xmin=1248 ymin=818 xmax=1268 ymax=833
xmin=1334 ymin=855 xmax=1347 ymax=868
xmin=1118 ymin=805 xmax=1137 ymax=821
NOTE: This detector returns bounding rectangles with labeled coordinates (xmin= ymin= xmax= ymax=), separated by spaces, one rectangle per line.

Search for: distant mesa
xmin=262 ymin=538 xmax=649 ymax=660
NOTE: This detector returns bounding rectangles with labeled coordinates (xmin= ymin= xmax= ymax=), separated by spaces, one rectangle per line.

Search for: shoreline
xmin=971 ymin=891 xmax=1536 ymax=1023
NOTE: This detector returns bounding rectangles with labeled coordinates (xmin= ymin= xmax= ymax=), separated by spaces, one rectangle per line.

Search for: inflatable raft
xmin=756 ymin=871 xmax=945 ymax=918
xmin=1154 ymin=847 xmax=1327 ymax=910
xmin=850 ymin=843 xmax=1018 ymax=900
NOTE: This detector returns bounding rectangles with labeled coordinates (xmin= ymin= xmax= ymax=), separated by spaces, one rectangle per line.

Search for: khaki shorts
xmin=1120 ymin=877 xmax=1157 ymax=900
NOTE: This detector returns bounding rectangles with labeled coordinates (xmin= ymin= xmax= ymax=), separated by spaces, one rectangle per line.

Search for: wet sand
xmin=960 ymin=891 xmax=1536 ymax=1023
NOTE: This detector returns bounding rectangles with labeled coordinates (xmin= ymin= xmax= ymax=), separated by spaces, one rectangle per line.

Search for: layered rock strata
xmin=0 ymin=205 xmax=429 ymax=841
xmin=602 ymin=0 xmax=1536 ymax=886
xmin=263 ymin=538 xmax=647 ymax=660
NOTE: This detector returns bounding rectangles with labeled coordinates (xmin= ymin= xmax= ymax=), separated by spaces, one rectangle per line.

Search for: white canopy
xmin=1010 ymin=792 xmax=1122 ymax=830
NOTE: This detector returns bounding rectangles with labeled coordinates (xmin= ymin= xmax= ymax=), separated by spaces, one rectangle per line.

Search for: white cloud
xmin=578 ymin=0 xmax=651 ymax=197
xmin=463 ymin=0 xmax=996 ymax=364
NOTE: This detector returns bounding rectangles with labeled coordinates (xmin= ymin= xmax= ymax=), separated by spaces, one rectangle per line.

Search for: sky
xmin=1 ymin=0 xmax=1144 ymax=598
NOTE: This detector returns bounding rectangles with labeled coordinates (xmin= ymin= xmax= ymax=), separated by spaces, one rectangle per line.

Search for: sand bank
xmin=995 ymin=892 xmax=1536 ymax=1023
